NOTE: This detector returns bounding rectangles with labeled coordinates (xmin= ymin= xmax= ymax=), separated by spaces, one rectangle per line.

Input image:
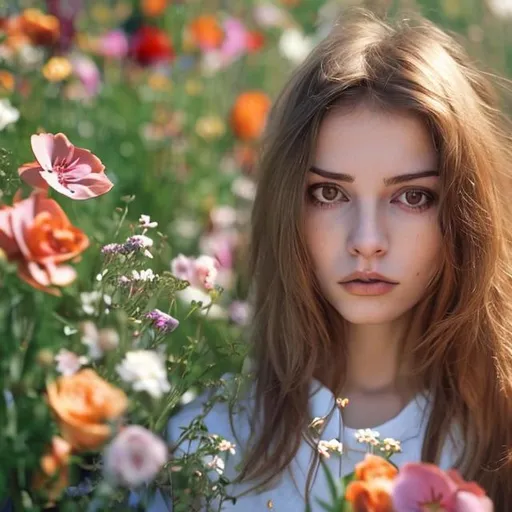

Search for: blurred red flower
xmin=130 ymin=26 xmax=175 ymax=66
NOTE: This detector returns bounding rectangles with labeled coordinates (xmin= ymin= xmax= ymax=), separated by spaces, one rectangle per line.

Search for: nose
xmin=347 ymin=203 xmax=388 ymax=259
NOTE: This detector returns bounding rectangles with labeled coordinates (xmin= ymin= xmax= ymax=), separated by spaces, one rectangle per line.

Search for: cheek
xmin=403 ymin=224 xmax=443 ymax=279
xmin=304 ymin=211 xmax=341 ymax=270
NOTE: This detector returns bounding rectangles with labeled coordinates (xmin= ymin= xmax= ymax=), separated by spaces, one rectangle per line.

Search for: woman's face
xmin=304 ymin=104 xmax=442 ymax=325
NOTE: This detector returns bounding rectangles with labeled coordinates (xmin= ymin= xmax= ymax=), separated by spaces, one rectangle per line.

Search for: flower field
xmin=1 ymin=0 xmax=511 ymax=510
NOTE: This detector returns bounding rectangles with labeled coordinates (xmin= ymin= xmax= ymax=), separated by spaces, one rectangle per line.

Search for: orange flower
xmin=42 ymin=56 xmax=72 ymax=82
xmin=355 ymin=453 xmax=399 ymax=481
xmin=345 ymin=455 xmax=398 ymax=512
xmin=141 ymin=0 xmax=168 ymax=17
xmin=230 ymin=91 xmax=271 ymax=141
xmin=0 ymin=70 xmax=15 ymax=93
xmin=0 ymin=191 xmax=89 ymax=295
xmin=32 ymin=436 xmax=71 ymax=503
xmin=19 ymin=8 xmax=60 ymax=46
xmin=47 ymin=369 xmax=128 ymax=451
xmin=187 ymin=15 xmax=224 ymax=50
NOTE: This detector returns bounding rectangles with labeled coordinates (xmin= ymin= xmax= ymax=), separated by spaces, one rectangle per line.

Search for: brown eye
xmin=405 ymin=191 xmax=424 ymax=206
xmin=310 ymin=184 xmax=345 ymax=204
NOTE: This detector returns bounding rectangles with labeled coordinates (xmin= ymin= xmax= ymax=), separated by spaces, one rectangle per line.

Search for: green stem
xmin=9 ymin=473 xmax=23 ymax=512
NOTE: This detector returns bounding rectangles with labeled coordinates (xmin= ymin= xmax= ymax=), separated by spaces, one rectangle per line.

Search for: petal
xmin=45 ymin=261 xmax=77 ymax=286
xmin=17 ymin=260 xmax=62 ymax=296
xmin=391 ymin=463 xmax=456 ymax=512
xmin=71 ymin=147 xmax=105 ymax=174
xmin=31 ymin=133 xmax=73 ymax=170
xmin=10 ymin=194 xmax=37 ymax=259
xmin=454 ymin=491 xmax=494 ymax=512
xmin=63 ymin=163 xmax=95 ymax=182
xmin=18 ymin=161 xmax=48 ymax=190
xmin=39 ymin=169 xmax=76 ymax=199
xmin=66 ymin=173 xmax=114 ymax=200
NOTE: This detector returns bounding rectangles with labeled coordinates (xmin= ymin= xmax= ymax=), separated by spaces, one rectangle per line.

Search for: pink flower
xmin=103 ymin=426 xmax=168 ymax=487
xmin=170 ymin=253 xmax=195 ymax=282
xmin=170 ymin=253 xmax=219 ymax=290
xmin=146 ymin=309 xmax=179 ymax=333
xmin=18 ymin=133 xmax=113 ymax=200
xmin=55 ymin=349 xmax=88 ymax=376
xmin=71 ymin=55 xmax=101 ymax=97
xmin=392 ymin=463 xmax=493 ymax=512
xmin=220 ymin=17 xmax=248 ymax=61
xmin=98 ymin=29 xmax=129 ymax=59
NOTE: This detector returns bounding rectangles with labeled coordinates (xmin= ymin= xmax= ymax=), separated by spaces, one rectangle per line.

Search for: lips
xmin=339 ymin=271 xmax=398 ymax=285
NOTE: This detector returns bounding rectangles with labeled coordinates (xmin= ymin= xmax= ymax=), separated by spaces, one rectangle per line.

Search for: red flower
xmin=246 ymin=30 xmax=265 ymax=53
xmin=130 ymin=26 xmax=175 ymax=66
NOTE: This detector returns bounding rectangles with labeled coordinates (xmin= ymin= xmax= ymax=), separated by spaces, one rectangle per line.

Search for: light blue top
xmin=131 ymin=376 xmax=463 ymax=511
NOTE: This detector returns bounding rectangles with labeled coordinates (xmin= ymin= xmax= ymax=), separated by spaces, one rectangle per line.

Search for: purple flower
xmin=146 ymin=309 xmax=179 ymax=333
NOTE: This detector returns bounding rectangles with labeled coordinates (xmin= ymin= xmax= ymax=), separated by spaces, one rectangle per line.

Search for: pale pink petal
xmin=18 ymin=260 xmax=61 ymax=296
xmin=65 ymin=173 xmax=114 ymax=200
xmin=45 ymin=261 xmax=77 ymax=286
xmin=17 ymin=161 xmax=48 ymax=190
xmin=10 ymin=194 xmax=37 ymax=259
xmin=39 ymin=169 xmax=74 ymax=198
xmin=26 ymin=260 xmax=51 ymax=286
xmin=62 ymin=163 xmax=96 ymax=182
xmin=71 ymin=147 xmax=105 ymax=174
xmin=454 ymin=491 xmax=494 ymax=512
xmin=391 ymin=463 xmax=456 ymax=512
xmin=31 ymin=133 xmax=73 ymax=170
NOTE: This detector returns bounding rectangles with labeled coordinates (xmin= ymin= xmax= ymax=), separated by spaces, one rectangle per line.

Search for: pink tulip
xmin=392 ymin=464 xmax=493 ymax=512
xmin=18 ymin=133 xmax=113 ymax=200
xmin=71 ymin=55 xmax=102 ymax=97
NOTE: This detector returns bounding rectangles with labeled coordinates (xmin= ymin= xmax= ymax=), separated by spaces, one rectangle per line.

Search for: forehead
xmin=313 ymin=104 xmax=438 ymax=178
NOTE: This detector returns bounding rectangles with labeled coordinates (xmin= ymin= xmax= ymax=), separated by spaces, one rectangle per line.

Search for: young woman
xmin=163 ymin=8 xmax=512 ymax=511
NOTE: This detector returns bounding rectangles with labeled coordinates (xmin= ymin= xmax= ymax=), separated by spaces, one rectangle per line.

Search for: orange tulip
xmin=230 ymin=91 xmax=271 ymax=141
xmin=354 ymin=453 xmax=399 ymax=481
xmin=32 ymin=436 xmax=71 ymax=503
xmin=141 ymin=0 xmax=168 ymax=17
xmin=188 ymin=15 xmax=224 ymax=50
xmin=47 ymin=369 xmax=128 ymax=451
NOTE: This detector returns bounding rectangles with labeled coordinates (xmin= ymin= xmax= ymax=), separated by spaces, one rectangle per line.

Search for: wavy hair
xmin=239 ymin=7 xmax=512 ymax=508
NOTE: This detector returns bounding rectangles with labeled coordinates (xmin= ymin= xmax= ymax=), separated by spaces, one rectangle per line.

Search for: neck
xmin=342 ymin=312 xmax=419 ymax=396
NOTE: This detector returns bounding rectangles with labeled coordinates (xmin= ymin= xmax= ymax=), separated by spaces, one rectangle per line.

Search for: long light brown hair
xmin=240 ymin=7 xmax=512 ymax=508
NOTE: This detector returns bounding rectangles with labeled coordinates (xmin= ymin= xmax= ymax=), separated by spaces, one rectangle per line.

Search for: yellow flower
xmin=147 ymin=72 xmax=172 ymax=92
xmin=42 ymin=56 xmax=72 ymax=82
xmin=195 ymin=115 xmax=226 ymax=140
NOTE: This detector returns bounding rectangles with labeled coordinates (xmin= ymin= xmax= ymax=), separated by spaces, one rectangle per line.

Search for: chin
xmin=332 ymin=301 xmax=411 ymax=325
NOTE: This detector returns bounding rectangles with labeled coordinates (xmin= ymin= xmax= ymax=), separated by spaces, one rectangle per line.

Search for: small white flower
xmin=17 ymin=44 xmax=45 ymax=69
xmin=131 ymin=268 xmax=157 ymax=282
xmin=55 ymin=349 xmax=88 ymax=376
xmin=253 ymin=3 xmax=288 ymax=28
xmin=231 ymin=176 xmax=256 ymax=201
xmin=217 ymin=440 xmax=236 ymax=455
xmin=139 ymin=214 xmax=158 ymax=229
xmin=488 ymin=0 xmax=512 ymax=17
xmin=355 ymin=428 xmax=381 ymax=446
xmin=63 ymin=325 xmax=78 ymax=336
xmin=0 ymin=99 xmax=20 ymax=131
xmin=317 ymin=438 xmax=343 ymax=458
xmin=116 ymin=350 xmax=171 ymax=399
xmin=129 ymin=234 xmax=153 ymax=248
xmin=203 ymin=455 xmax=225 ymax=475
xmin=278 ymin=28 xmax=314 ymax=64
xmin=80 ymin=291 xmax=102 ymax=315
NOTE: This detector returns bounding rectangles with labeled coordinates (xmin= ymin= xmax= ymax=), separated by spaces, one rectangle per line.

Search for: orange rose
xmin=230 ymin=91 xmax=271 ymax=141
xmin=47 ymin=369 xmax=128 ymax=451
xmin=345 ymin=455 xmax=398 ymax=512
xmin=0 ymin=191 xmax=89 ymax=295
xmin=32 ymin=436 xmax=71 ymax=503
xmin=187 ymin=15 xmax=224 ymax=50
xmin=19 ymin=8 xmax=60 ymax=46
xmin=355 ymin=453 xmax=398 ymax=481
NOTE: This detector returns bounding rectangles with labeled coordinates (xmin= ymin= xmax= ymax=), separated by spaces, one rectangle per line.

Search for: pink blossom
xmin=71 ymin=55 xmax=101 ymax=97
xmin=54 ymin=349 xmax=88 ymax=376
xmin=98 ymin=29 xmax=129 ymax=59
xmin=193 ymin=255 xmax=219 ymax=290
xmin=219 ymin=17 xmax=248 ymax=61
xmin=392 ymin=463 xmax=493 ymax=512
xmin=103 ymin=426 xmax=167 ymax=487
xmin=146 ymin=309 xmax=179 ymax=333
xmin=18 ymin=133 xmax=113 ymax=200
xmin=170 ymin=253 xmax=195 ymax=282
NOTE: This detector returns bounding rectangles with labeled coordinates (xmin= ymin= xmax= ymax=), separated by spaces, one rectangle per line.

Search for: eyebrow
xmin=309 ymin=166 xmax=439 ymax=186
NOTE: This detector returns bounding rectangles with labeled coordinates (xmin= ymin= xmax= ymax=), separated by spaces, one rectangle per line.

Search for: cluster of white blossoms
xmin=116 ymin=350 xmax=171 ymax=399
xmin=317 ymin=438 xmax=343 ymax=458
xmin=355 ymin=428 xmax=381 ymax=447
xmin=130 ymin=268 xmax=157 ymax=282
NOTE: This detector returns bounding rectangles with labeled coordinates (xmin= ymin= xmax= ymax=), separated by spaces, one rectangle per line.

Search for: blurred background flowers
xmin=0 ymin=0 xmax=511 ymax=509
